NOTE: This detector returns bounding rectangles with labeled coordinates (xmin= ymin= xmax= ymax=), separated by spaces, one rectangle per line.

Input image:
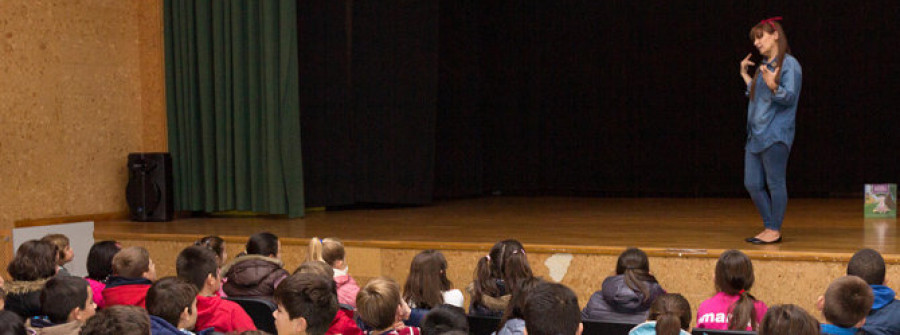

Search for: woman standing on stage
xmin=739 ymin=17 xmax=801 ymax=244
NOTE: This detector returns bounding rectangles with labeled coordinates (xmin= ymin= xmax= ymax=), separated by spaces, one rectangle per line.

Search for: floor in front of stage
xmin=96 ymin=197 xmax=899 ymax=259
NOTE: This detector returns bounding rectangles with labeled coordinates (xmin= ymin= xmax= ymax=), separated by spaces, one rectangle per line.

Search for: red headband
xmin=760 ymin=16 xmax=783 ymax=29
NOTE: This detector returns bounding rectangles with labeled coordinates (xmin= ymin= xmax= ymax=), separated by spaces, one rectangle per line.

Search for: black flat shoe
xmin=745 ymin=237 xmax=758 ymax=243
xmin=748 ymin=236 xmax=782 ymax=245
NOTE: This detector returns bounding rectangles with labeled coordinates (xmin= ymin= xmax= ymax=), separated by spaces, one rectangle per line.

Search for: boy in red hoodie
xmin=176 ymin=246 xmax=256 ymax=332
xmin=274 ymin=272 xmax=354 ymax=335
xmin=103 ymin=246 xmax=157 ymax=308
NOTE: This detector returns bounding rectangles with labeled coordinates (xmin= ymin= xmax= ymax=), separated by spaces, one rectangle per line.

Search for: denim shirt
xmin=745 ymin=54 xmax=802 ymax=153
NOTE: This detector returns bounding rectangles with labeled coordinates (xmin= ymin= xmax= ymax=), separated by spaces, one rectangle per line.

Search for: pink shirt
xmin=696 ymin=292 xmax=767 ymax=330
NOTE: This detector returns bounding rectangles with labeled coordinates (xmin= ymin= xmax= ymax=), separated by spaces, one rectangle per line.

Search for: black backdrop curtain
xmin=300 ymin=1 xmax=900 ymax=207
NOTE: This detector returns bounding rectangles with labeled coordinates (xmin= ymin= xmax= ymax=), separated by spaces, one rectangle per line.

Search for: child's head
xmin=403 ymin=249 xmax=453 ymax=309
xmin=421 ymin=304 xmax=468 ymax=335
xmin=112 ymin=246 xmax=156 ymax=281
xmin=81 ymin=305 xmax=151 ymax=335
xmin=500 ymin=276 xmax=543 ymax=329
xmin=7 ymin=240 xmax=58 ymax=281
xmin=308 ymin=237 xmax=345 ymax=268
xmin=615 ymin=247 xmax=658 ymax=303
xmin=86 ymin=240 xmax=121 ymax=282
xmin=146 ymin=277 xmax=199 ymax=330
xmin=247 ymin=232 xmax=280 ymax=259
xmin=0 ymin=310 xmax=26 ymax=335
xmin=294 ymin=260 xmax=335 ymax=278
xmin=472 ymin=239 xmax=528 ymax=306
xmin=758 ymin=304 xmax=819 ymax=335
xmin=524 ymin=282 xmax=582 ymax=335
xmin=847 ymin=248 xmax=885 ymax=286
xmin=40 ymin=276 xmax=96 ymax=324
xmin=41 ymin=234 xmax=74 ymax=266
xmin=176 ymin=246 xmax=220 ymax=294
xmin=273 ymin=273 xmax=339 ymax=335
xmin=647 ymin=293 xmax=691 ymax=335
xmin=714 ymin=249 xmax=760 ymax=330
xmin=818 ymin=275 xmax=873 ymax=328
xmin=195 ymin=235 xmax=227 ymax=266
xmin=357 ymin=277 xmax=411 ymax=331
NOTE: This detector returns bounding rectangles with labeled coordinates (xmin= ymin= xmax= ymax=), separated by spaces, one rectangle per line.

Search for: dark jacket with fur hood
xmin=221 ymin=254 xmax=289 ymax=302
xmin=581 ymin=274 xmax=666 ymax=324
xmin=4 ymin=277 xmax=51 ymax=318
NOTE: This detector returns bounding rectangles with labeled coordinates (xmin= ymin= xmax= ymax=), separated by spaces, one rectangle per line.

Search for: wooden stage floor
xmin=96 ymin=197 xmax=899 ymax=261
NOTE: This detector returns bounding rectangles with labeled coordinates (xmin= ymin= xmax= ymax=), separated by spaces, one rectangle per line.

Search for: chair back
xmin=226 ymin=296 xmax=277 ymax=334
xmin=467 ymin=315 xmax=502 ymax=335
xmin=581 ymin=320 xmax=639 ymax=335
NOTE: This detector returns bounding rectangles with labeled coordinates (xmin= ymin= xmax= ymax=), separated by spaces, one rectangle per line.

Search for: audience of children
xmin=222 ymin=232 xmax=290 ymax=302
xmin=847 ymin=248 xmax=900 ymax=335
xmin=695 ymin=249 xmax=767 ymax=331
xmin=582 ymin=247 xmax=666 ymax=323
xmin=81 ymin=305 xmax=151 ymax=335
xmin=85 ymin=240 xmax=121 ymax=308
xmin=818 ymin=275 xmax=874 ymax=335
xmin=420 ymin=305 xmax=468 ymax=335
xmin=523 ymin=282 xmax=582 ymax=335
xmin=41 ymin=234 xmax=75 ymax=277
xmin=176 ymin=246 xmax=256 ymax=333
xmin=757 ymin=304 xmax=820 ymax=335
xmin=468 ymin=239 xmax=529 ymax=317
xmin=628 ymin=293 xmax=692 ymax=335
xmin=103 ymin=246 xmax=157 ymax=308
xmin=309 ymin=237 xmax=361 ymax=307
xmin=5 ymin=240 xmax=59 ymax=318
xmin=357 ymin=277 xmax=419 ymax=335
xmin=26 ymin=276 xmax=96 ymax=335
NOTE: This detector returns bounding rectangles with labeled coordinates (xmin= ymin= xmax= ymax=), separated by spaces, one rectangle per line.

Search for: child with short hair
xmin=628 ymin=293 xmax=692 ymax=335
xmin=583 ymin=248 xmax=666 ymax=323
xmin=85 ymin=240 xmax=121 ymax=308
xmin=273 ymin=272 xmax=344 ymax=335
xmin=468 ymin=239 xmax=531 ymax=317
xmin=5 ymin=240 xmax=59 ymax=318
xmin=696 ymin=249 xmax=767 ymax=330
xmin=847 ymin=248 xmax=900 ymax=335
xmin=146 ymin=277 xmax=215 ymax=335
xmin=81 ymin=305 xmax=152 ymax=335
xmin=176 ymin=246 xmax=256 ymax=333
xmin=357 ymin=277 xmax=419 ymax=335
xmin=309 ymin=237 xmax=360 ymax=307
xmin=523 ymin=282 xmax=582 ymax=335
xmin=222 ymin=232 xmax=290 ymax=301
xmin=102 ymin=246 xmax=157 ymax=308
xmin=41 ymin=234 xmax=75 ymax=277
xmin=817 ymin=276 xmax=874 ymax=335
xmin=757 ymin=304 xmax=819 ymax=335
xmin=26 ymin=276 xmax=96 ymax=335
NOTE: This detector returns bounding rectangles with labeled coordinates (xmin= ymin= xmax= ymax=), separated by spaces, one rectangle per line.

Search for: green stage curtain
xmin=164 ymin=0 xmax=304 ymax=217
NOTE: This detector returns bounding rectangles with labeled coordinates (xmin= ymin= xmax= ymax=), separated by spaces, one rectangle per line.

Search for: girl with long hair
xmin=467 ymin=239 xmax=533 ymax=317
xmin=739 ymin=17 xmax=802 ymax=244
xmin=403 ymin=250 xmax=464 ymax=309
xmin=582 ymin=248 xmax=666 ymax=323
xmin=628 ymin=293 xmax=692 ymax=335
xmin=696 ymin=250 xmax=768 ymax=330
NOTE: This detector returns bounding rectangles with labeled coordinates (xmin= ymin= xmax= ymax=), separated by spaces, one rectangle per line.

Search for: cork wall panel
xmin=0 ymin=1 xmax=166 ymax=235
xmin=138 ymin=0 xmax=167 ymax=152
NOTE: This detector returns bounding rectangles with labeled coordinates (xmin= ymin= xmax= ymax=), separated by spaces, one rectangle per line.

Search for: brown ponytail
xmin=648 ymin=294 xmax=691 ymax=335
xmin=715 ymin=250 xmax=759 ymax=330
xmin=471 ymin=239 xmax=525 ymax=306
xmin=616 ymin=248 xmax=658 ymax=303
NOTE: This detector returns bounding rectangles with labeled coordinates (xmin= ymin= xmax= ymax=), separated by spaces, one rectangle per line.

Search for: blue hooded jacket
xmin=150 ymin=315 xmax=217 ymax=335
xmin=861 ymin=285 xmax=900 ymax=335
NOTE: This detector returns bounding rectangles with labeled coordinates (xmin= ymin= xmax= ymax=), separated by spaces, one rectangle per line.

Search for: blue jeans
xmin=744 ymin=143 xmax=790 ymax=231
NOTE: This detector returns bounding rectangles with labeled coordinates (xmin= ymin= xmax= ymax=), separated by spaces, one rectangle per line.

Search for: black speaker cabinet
xmin=126 ymin=153 xmax=174 ymax=222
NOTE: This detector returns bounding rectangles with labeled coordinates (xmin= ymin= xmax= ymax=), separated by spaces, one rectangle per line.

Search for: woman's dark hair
xmin=648 ymin=293 xmax=692 ymax=335
xmin=758 ymin=304 xmax=820 ymax=335
xmin=246 ymin=232 xmax=279 ymax=257
xmin=498 ymin=277 xmax=543 ymax=332
xmin=748 ymin=20 xmax=791 ymax=100
xmin=7 ymin=240 xmax=58 ymax=281
xmin=715 ymin=249 xmax=759 ymax=331
xmin=616 ymin=247 xmax=658 ymax=303
xmin=472 ymin=239 xmax=525 ymax=306
xmin=0 ymin=310 xmax=27 ymax=335
xmin=403 ymin=250 xmax=453 ymax=309
xmin=195 ymin=235 xmax=225 ymax=264
xmin=87 ymin=240 xmax=121 ymax=282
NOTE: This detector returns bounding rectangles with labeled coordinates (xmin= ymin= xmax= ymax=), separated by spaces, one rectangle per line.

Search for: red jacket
xmin=195 ymin=295 xmax=257 ymax=332
xmin=102 ymin=277 xmax=152 ymax=308
xmin=328 ymin=309 xmax=362 ymax=335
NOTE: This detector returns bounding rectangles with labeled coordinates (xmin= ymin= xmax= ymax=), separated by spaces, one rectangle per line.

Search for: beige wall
xmin=0 ymin=1 xmax=167 ymax=268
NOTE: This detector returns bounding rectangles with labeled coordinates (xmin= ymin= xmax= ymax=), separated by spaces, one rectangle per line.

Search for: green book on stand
xmin=865 ymin=184 xmax=897 ymax=218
